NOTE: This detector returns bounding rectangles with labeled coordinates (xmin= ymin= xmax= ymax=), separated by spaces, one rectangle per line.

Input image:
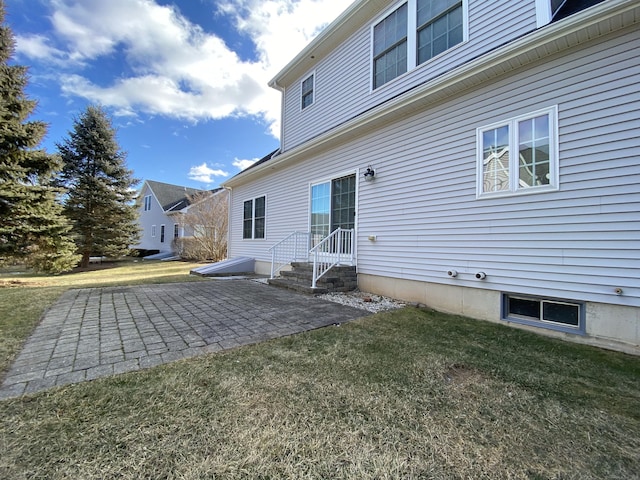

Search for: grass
xmin=0 ymin=259 xmax=205 ymax=375
xmin=0 ymin=262 xmax=639 ymax=479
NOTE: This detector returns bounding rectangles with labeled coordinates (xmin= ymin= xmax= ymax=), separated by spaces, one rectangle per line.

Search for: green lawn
xmin=1 ymin=262 xmax=639 ymax=479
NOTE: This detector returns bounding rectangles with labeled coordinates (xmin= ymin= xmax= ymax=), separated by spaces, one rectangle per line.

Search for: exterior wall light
xmin=475 ymin=272 xmax=487 ymax=280
xmin=363 ymin=166 xmax=375 ymax=181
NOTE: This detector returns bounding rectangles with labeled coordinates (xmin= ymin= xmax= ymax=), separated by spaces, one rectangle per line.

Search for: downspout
xmin=224 ymin=186 xmax=232 ymax=260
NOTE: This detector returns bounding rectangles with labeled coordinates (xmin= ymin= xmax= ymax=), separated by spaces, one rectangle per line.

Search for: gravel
xmin=249 ymin=277 xmax=405 ymax=313
xmin=318 ymin=290 xmax=405 ymax=313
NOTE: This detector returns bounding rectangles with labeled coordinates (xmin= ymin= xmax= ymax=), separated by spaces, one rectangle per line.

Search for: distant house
xmin=223 ymin=0 xmax=639 ymax=352
xmin=134 ymin=180 xmax=208 ymax=256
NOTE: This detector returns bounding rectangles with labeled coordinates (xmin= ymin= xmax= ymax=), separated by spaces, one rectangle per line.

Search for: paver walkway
xmin=0 ymin=279 xmax=370 ymax=399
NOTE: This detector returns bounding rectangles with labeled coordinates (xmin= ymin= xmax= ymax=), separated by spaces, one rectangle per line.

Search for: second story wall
xmin=280 ymin=0 xmax=538 ymax=152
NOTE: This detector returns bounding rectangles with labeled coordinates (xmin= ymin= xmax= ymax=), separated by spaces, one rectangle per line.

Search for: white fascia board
xmin=230 ymin=0 xmax=638 ymax=188
xmin=268 ymin=0 xmax=380 ymax=89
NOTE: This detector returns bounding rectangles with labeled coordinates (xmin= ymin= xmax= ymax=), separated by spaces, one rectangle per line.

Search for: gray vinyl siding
xmin=282 ymin=0 xmax=537 ymax=151
xmin=230 ymin=26 xmax=640 ymax=308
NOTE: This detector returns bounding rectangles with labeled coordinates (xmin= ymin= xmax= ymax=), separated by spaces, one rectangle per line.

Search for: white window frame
xmin=301 ymin=71 xmax=315 ymax=110
xmin=476 ymin=106 xmax=559 ymax=199
xmin=370 ymin=0 xmax=468 ymax=91
xmin=151 ymin=225 xmax=156 ymax=238
xmin=144 ymin=195 xmax=152 ymax=211
xmin=174 ymin=224 xmax=180 ymax=239
xmin=242 ymin=195 xmax=266 ymax=240
xmin=160 ymin=224 xmax=165 ymax=243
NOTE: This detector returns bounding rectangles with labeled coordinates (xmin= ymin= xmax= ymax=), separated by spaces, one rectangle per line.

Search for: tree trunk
xmin=80 ymin=251 xmax=91 ymax=268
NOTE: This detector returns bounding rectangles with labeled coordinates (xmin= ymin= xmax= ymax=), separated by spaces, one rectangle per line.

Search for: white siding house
xmin=134 ymin=180 xmax=207 ymax=255
xmin=223 ymin=0 xmax=640 ymax=353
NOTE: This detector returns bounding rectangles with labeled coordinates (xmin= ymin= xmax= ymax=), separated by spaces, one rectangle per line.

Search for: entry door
xmin=310 ymin=174 xmax=356 ymax=248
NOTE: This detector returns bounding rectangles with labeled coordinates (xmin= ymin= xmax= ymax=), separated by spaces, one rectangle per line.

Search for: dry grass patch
xmin=1 ymin=308 xmax=639 ymax=479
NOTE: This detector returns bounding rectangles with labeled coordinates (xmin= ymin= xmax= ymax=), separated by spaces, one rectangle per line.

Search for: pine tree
xmin=57 ymin=105 xmax=140 ymax=268
xmin=0 ymin=0 xmax=79 ymax=273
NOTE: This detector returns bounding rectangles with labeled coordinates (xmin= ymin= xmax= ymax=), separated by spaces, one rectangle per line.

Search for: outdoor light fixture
xmin=363 ymin=165 xmax=375 ymax=181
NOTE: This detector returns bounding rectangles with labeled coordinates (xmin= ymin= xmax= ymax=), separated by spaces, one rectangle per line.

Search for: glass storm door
xmin=310 ymin=174 xmax=356 ymax=248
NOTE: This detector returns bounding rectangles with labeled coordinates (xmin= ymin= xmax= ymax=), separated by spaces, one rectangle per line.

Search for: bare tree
xmin=174 ymin=189 xmax=228 ymax=262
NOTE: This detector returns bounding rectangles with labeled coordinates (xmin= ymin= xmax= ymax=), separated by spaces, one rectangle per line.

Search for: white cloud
xmin=19 ymin=0 xmax=348 ymax=139
xmin=188 ymin=163 xmax=229 ymax=183
xmin=232 ymin=157 xmax=259 ymax=171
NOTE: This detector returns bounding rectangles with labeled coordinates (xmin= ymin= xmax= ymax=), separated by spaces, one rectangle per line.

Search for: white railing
xmin=310 ymin=228 xmax=355 ymax=288
xmin=269 ymin=231 xmax=311 ymax=279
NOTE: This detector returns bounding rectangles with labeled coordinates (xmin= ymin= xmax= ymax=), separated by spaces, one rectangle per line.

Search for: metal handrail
xmin=268 ymin=231 xmax=311 ymax=278
xmin=310 ymin=228 xmax=355 ymax=288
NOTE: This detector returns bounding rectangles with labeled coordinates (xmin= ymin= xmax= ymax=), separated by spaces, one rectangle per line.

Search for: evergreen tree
xmin=0 ymin=0 xmax=79 ymax=273
xmin=57 ymin=106 xmax=140 ymax=268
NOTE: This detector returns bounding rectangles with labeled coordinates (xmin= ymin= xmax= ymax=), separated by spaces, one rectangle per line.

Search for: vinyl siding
xmin=230 ymin=26 xmax=639 ymax=308
xmin=282 ymin=0 xmax=537 ymax=151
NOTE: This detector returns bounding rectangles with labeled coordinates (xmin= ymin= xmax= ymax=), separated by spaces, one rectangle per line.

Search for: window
xmin=151 ymin=225 xmax=156 ymax=237
xmin=243 ymin=196 xmax=266 ymax=239
xmin=174 ymin=224 xmax=180 ymax=239
xmin=144 ymin=195 xmax=152 ymax=211
xmin=373 ymin=0 xmax=466 ymax=89
xmin=417 ymin=0 xmax=463 ymax=65
xmin=373 ymin=3 xmax=408 ymax=89
xmin=301 ymin=73 xmax=315 ymax=109
xmin=503 ymin=293 xmax=584 ymax=334
xmin=477 ymin=107 xmax=558 ymax=197
xmin=160 ymin=225 xmax=165 ymax=243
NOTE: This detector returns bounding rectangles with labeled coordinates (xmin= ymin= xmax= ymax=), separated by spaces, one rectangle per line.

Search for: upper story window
xmin=373 ymin=3 xmax=408 ymax=89
xmin=417 ymin=0 xmax=463 ymax=65
xmin=144 ymin=195 xmax=152 ymax=211
xmin=477 ymin=106 xmax=558 ymax=197
xmin=373 ymin=0 xmax=466 ymax=90
xmin=301 ymin=73 xmax=315 ymax=109
xmin=243 ymin=196 xmax=266 ymax=239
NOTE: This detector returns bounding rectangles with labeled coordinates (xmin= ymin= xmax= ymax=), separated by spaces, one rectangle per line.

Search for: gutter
xmin=226 ymin=0 xmax=638 ymax=188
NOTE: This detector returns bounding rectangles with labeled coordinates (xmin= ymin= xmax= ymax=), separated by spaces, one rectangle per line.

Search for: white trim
xmin=242 ymin=195 xmax=267 ymax=240
xmin=536 ymin=0 xmax=552 ymax=28
xmin=476 ymin=105 xmax=559 ymax=199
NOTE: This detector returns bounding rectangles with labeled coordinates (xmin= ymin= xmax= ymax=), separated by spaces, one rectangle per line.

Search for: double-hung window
xmin=477 ymin=106 xmax=558 ymax=197
xmin=301 ymin=73 xmax=315 ymax=109
xmin=243 ymin=196 xmax=266 ymax=239
xmin=373 ymin=3 xmax=408 ymax=89
xmin=417 ymin=0 xmax=463 ymax=65
xmin=373 ymin=0 xmax=465 ymax=89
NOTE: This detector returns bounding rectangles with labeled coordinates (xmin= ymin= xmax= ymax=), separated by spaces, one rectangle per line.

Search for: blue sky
xmin=5 ymin=0 xmax=349 ymax=189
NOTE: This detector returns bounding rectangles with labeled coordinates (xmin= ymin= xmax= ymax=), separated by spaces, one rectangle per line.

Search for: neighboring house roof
xmin=145 ymin=180 xmax=207 ymax=212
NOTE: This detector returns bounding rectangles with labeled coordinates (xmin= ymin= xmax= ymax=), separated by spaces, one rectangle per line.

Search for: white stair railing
xmin=269 ymin=231 xmax=311 ymax=279
xmin=310 ymin=228 xmax=355 ymax=288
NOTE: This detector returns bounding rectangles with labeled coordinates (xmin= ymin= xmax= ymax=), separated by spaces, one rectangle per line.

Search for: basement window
xmin=502 ymin=293 xmax=585 ymax=334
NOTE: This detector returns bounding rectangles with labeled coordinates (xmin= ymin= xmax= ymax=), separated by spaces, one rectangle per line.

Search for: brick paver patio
xmin=0 ymin=279 xmax=370 ymax=399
